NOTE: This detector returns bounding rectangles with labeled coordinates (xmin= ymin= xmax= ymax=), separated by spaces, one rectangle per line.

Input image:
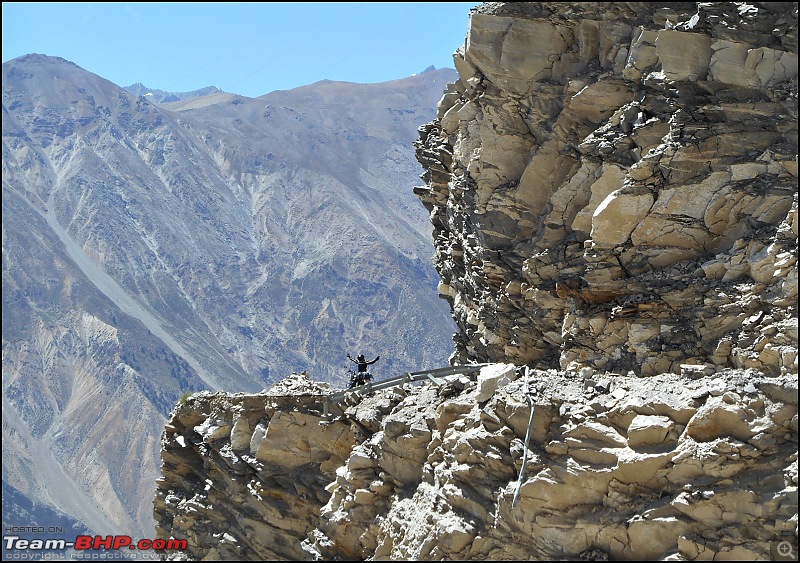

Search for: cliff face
xmin=415 ymin=2 xmax=797 ymax=376
xmin=154 ymin=2 xmax=798 ymax=560
xmin=155 ymin=368 xmax=797 ymax=560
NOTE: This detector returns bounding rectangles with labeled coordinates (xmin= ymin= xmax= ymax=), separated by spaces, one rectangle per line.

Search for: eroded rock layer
xmin=154 ymin=368 xmax=797 ymax=560
xmin=415 ymin=2 xmax=798 ymax=375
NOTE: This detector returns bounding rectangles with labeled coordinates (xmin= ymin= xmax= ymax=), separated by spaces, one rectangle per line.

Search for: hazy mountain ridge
xmin=2 ymin=53 xmax=459 ymax=537
xmin=123 ymin=82 xmax=224 ymax=103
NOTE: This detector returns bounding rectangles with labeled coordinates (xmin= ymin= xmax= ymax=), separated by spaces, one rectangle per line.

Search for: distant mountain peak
xmin=122 ymin=83 xmax=224 ymax=103
xmin=420 ymin=65 xmax=437 ymax=73
xmin=11 ymin=53 xmax=78 ymax=67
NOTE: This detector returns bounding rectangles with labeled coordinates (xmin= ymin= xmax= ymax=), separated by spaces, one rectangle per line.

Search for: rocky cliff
xmin=155 ymin=367 xmax=796 ymax=560
xmin=416 ymin=1 xmax=797 ymax=377
xmin=154 ymin=2 xmax=798 ymax=560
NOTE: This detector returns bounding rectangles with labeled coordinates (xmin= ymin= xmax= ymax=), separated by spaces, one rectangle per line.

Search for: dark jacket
xmin=349 ymin=354 xmax=379 ymax=373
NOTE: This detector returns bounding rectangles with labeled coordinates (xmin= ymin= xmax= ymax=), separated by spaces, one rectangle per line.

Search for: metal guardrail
xmin=323 ymin=364 xmax=489 ymax=416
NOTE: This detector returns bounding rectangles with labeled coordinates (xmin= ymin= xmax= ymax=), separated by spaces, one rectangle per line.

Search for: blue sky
xmin=2 ymin=2 xmax=480 ymax=97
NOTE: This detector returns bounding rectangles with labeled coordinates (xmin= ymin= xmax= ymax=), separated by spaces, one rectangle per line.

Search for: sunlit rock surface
xmin=415 ymin=1 xmax=797 ymax=377
xmin=154 ymin=367 xmax=797 ymax=560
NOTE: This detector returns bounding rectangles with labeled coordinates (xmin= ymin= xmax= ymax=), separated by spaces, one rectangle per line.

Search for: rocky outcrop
xmin=154 ymin=367 xmax=797 ymax=560
xmin=154 ymin=375 xmax=352 ymax=560
xmin=415 ymin=2 xmax=798 ymax=376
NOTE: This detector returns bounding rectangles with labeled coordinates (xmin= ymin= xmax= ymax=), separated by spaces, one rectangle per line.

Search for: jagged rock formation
xmin=415 ymin=1 xmax=798 ymax=376
xmin=154 ymin=367 xmax=797 ymax=560
xmin=154 ymin=376 xmax=347 ymax=560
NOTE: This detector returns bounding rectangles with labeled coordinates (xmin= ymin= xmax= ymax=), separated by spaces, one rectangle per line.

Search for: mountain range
xmin=2 ymin=53 xmax=458 ymax=538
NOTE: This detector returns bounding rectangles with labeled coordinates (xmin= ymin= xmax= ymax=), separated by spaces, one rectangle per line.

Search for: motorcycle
xmin=347 ymin=370 xmax=374 ymax=389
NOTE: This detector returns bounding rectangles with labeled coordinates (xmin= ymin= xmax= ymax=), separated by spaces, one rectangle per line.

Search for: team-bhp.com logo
xmin=4 ymin=534 xmax=187 ymax=555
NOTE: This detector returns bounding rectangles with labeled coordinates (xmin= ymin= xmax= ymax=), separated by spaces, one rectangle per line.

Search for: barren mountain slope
xmin=2 ymin=54 xmax=457 ymax=537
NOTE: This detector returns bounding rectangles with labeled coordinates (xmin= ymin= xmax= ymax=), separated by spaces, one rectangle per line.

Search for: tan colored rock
xmin=436 ymin=397 xmax=475 ymax=433
xmin=569 ymin=79 xmax=635 ymax=125
xmin=655 ymin=30 xmax=712 ymax=81
xmin=475 ymin=363 xmax=516 ymax=402
xmin=564 ymin=420 xmax=627 ymax=447
xmin=623 ymin=28 xmax=660 ymax=82
xmin=465 ymin=15 xmax=569 ymax=95
xmin=627 ymin=414 xmax=674 ymax=447
xmin=685 ymin=396 xmax=759 ymax=442
xmin=229 ymin=413 xmax=252 ymax=450
xmin=709 ymin=40 xmax=756 ymax=87
xmin=194 ymin=416 xmax=231 ymax=442
xmin=749 ymin=47 xmax=799 ymax=89
xmin=568 ymin=446 xmax=619 ymax=465
xmin=517 ymin=152 xmax=579 ymax=211
xmin=591 ymin=188 xmax=655 ymax=248
xmin=571 ymin=164 xmax=626 ymax=235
